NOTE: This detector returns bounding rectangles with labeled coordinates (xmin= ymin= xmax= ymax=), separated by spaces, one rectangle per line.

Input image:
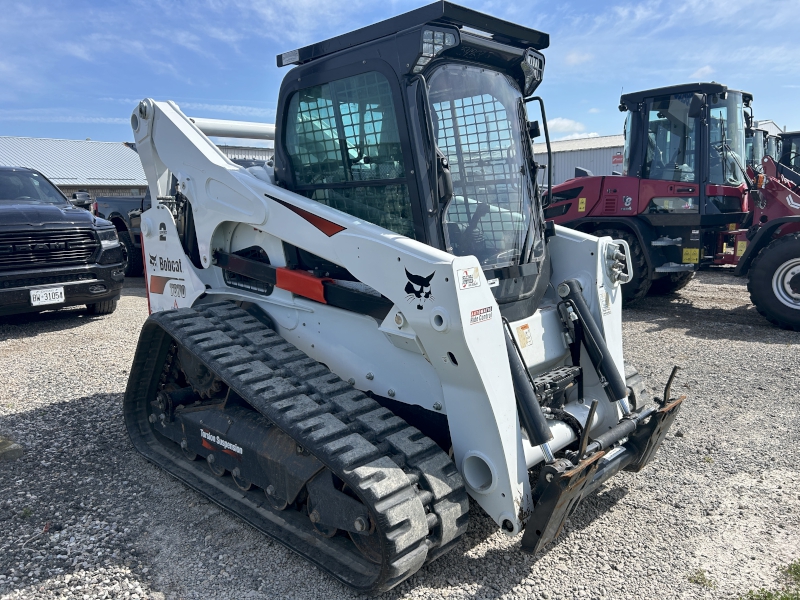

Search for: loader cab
xmin=620 ymin=82 xmax=751 ymax=220
xmin=272 ymin=2 xmax=551 ymax=314
xmin=778 ymin=131 xmax=800 ymax=173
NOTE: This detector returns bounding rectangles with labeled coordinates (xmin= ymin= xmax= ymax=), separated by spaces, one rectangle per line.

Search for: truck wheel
xmin=86 ymin=300 xmax=118 ymax=315
xmin=747 ymin=233 xmax=800 ymax=330
xmin=119 ymin=231 xmax=143 ymax=277
xmin=594 ymin=228 xmax=651 ymax=305
xmin=648 ymin=272 xmax=694 ymax=296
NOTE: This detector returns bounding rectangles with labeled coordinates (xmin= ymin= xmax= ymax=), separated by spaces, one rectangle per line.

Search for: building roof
xmin=533 ymin=134 xmax=624 ymax=154
xmin=0 ymin=136 xmax=147 ymax=187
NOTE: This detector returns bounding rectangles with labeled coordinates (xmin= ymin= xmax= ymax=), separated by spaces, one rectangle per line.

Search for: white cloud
xmin=178 ymin=102 xmax=275 ymax=120
xmin=588 ymin=108 xmax=601 ymax=114
xmin=690 ymin=65 xmax=714 ymax=79
xmin=554 ymin=132 xmax=601 ymax=141
xmin=565 ymin=51 xmax=592 ymax=66
xmin=548 ymin=117 xmax=587 ymax=133
xmin=0 ymin=111 xmax=127 ymax=125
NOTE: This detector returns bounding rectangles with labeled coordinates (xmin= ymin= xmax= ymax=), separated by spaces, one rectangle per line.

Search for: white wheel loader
xmin=124 ymin=2 xmax=684 ymax=592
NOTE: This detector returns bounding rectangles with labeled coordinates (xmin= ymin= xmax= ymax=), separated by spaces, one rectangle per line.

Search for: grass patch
xmin=740 ymin=559 xmax=800 ymax=600
xmin=19 ymin=506 xmax=32 ymax=519
xmin=703 ymin=455 xmax=714 ymax=464
xmin=688 ymin=568 xmax=716 ymax=588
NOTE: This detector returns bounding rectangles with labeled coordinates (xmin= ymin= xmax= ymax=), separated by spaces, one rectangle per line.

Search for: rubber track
xmin=124 ymin=301 xmax=468 ymax=593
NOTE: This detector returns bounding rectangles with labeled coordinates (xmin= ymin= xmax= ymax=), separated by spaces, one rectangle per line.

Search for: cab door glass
xmin=708 ymin=93 xmax=745 ymax=186
xmin=285 ymin=71 xmax=415 ymax=238
xmin=642 ymin=94 xmax=699 ymax=183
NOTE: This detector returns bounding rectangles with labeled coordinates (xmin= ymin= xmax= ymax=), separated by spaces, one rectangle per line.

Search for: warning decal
xmin=469 ymin=306 xmax=493 ymax=325
xmin=457 ymin=267 xmax=481 ymax=290
xmin=516 ymin=323 xmax=533 ymax=348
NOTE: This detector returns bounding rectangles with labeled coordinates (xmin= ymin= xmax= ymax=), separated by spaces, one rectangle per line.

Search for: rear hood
xmin=0 ymin=203 xmax=108 ymax=230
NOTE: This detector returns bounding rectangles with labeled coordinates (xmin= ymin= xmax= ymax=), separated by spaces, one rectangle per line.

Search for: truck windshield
xmin=0 ymin=171 xmax=68 ymax=205
xmin=642 ymin=94 xmax=700 ymax=183
xmin=708 ymin=91 xmax=745 ymax=186
xmin=428 ymin=64 xmax=543 ymax=270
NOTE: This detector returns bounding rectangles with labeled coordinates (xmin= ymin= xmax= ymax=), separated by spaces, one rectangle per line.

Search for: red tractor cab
xmin=546 ymin=82 xmax=751 ymax=302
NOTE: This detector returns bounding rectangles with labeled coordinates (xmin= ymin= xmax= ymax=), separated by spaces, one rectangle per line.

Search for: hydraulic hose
xmin=557 ymin=279 xmax=630 ymax=413
xmin=503 ymin=320 xmax=554 ymax=448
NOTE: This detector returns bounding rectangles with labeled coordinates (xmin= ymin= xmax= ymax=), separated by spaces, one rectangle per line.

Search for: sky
xmin=1 ymin=0 xmax=799 ymax=145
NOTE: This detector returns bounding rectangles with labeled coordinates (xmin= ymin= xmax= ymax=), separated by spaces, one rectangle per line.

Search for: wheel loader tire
xmin=593 ymin=228 xmax=651 ymax=305
xmin=647 ymin=272 xmax=694 ymax=296
xmin=119 ymin=230 xmax=143 ymax=277
xmin=124 ymin=302 xmax=469 ymax=593
xmin=747 ymin=233 xmax=800 ymax=331
xmin=86 ymin=299 xmax=117 ymax=315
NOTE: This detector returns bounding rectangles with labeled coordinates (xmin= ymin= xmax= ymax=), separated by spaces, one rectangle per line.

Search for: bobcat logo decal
xmin=149 ymin=254 xmax=157 ymax=268
xmin=404 ymin=269 xmax=435 ymax=310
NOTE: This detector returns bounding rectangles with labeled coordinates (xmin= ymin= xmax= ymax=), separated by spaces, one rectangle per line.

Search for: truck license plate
xmin=30 ymin=287 xmax=65 ymax=306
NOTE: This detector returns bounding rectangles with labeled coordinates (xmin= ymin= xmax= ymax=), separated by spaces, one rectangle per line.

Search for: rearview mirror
xmin=528 ymin=120 xmax=541 ymax=140
xmin=70 ymin=191 xmax=92 ymax=210
xmin=688 ymin=93 xmax=704 ymax=119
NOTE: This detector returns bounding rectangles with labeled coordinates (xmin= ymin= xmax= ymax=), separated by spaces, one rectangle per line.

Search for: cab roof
xmin=276 ymin=1 xmax=549 ymax=67
xmin=620 ymin=82 xmax=752 ymax=109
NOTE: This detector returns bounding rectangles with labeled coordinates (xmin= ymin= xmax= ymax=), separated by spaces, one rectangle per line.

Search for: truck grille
xmin=0 ymin=229 xmax=99 ymax=271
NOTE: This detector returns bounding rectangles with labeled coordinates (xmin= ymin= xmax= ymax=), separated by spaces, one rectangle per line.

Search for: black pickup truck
xmin=0 ymin=166 xmax=125 ymax=317
xmin=94 ymin=190 xmax=151 ymax=277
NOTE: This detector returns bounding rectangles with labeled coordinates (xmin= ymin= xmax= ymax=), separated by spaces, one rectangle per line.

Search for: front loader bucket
xmin=521 ymin=397 xmax=684 ymax=554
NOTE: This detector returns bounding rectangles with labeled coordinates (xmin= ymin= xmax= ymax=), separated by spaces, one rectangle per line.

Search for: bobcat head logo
xmin=149 ymin=254 xmax=157 ymax=267
xmin=405 ymin=269 xmax=435 ymax=310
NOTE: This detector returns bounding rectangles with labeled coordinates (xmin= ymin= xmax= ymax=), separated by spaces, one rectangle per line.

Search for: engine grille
xmin=0 ymin=229 xmax=99 ymax=272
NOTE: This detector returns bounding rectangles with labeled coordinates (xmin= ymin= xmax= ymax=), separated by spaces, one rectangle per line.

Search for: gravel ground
xmin=0 ymin=272 xmax=798 ymax=600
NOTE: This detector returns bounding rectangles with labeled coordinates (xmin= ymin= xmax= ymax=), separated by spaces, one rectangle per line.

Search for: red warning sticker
xmin=469 ymin=306 xmax=493 ymax=325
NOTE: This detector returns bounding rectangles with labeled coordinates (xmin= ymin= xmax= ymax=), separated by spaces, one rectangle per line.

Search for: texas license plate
xmin=30 ymin=287 xmax=65 ymax=306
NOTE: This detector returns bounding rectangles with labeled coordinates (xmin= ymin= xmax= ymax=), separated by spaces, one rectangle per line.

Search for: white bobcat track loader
xmin=124 ymin=1 xmax=684 ymax=593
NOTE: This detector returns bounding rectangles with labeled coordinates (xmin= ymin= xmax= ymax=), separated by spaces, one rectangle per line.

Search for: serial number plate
xmin=30 ymin=287 xmax=65 ymax=306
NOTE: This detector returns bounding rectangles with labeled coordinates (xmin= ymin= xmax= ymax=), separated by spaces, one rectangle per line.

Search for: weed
xmin=786 ymin=560 xmax=800 ymax=587
xmin=703 ymin=456 xmax=714 ymax=464
xmin=688 ymin=568 xmax=716 ymax=588
xmin=739 ymin=559 xmax=800 ymax=600
xmin=20 ymin=507 xmax=32 ymax=519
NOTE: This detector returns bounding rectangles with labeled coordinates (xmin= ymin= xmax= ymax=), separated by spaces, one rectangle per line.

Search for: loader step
xmin=124 ymin=302 xmax=468 ymax=593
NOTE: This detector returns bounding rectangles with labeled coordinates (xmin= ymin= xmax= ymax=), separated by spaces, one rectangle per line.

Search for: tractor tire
xmin=86 ymin=300 xmax=118 ymax=315
xmin=119 ymin=230 xmax=143 ymax=277
xmin=747 ymin=233 xmax=800 ymax=331
xmin=593 ymin=228 xmax=651 ymax=305
xmin=648 ymin=272 xmax=694 ymax=296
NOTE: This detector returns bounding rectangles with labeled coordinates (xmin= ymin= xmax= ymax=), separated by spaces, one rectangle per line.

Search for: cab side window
xmin=285 ymin=71 xmax=415 ymax=239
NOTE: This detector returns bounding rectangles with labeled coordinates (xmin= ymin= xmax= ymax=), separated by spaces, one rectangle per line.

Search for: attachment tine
xmin=662 ymin=366 xmax=680 ymax=404
xmin=577 ymin=399 xmax=599 ymax=461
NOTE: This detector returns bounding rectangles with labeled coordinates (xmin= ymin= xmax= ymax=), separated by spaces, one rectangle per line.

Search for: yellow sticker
xmin=728 ymin=223 xmax=737 ymax=231
xmin=682 ymin=248 xmax=700 ymax=263
xmin=736 ymin=240 xmax=747 ymax=257
xmin=516 ymin=324 xmax=533 ymax=349
xmin=578 ymin=197 xmax=586 ymax=212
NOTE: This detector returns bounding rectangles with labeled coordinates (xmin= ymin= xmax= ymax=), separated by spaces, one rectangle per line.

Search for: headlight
xmin=97 ymin=228 xmax=120 ymax=249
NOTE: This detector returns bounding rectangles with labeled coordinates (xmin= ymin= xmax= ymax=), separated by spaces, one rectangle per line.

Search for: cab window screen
xmin=285 ymin=71 xmax=415 ymax=239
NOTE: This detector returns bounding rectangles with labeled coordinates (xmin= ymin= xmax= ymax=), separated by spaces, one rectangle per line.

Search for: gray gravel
xmin=0 ymin=272 xmax=798 ymax=600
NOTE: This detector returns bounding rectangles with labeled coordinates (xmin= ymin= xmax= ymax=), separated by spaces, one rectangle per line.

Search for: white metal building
xmin=0 ymin=136 xmax=274 ymax=201
xmin=0 ymin=136 xmax=148 ymax=200
xmin=533 ymin=134 xmax=624 ymax=187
